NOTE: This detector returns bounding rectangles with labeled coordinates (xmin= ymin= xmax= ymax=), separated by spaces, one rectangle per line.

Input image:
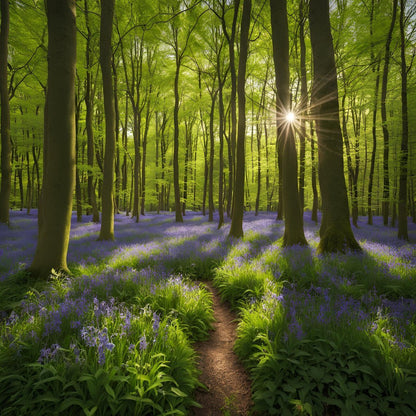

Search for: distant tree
xmin=381 ymin=0 xmax=398 ymax=225
xmin=29 ymin=0 xmax=76 ymax=277
xmin=309 ymin=0 xmax=361 ymax=253
xmin=270 ymin=0 xmax=307 ymax=246
xmin=367 ymin=0 xmax=381 ymax=226
xmin=98 ymin=0 xmax=115 ymax=241
xmin=229 ymin=0 xmax=250 ymax=238
xmin=397 ymin=0 xmax=408 ymax=240
xmin=83 ymin=0 xmax=100 ymax=223
xmin=298 ymin=0 xmax=307 ymax=214
xmin=164 ymin=1 xmax=204 ymax=222
xmin=217 ymin=0 xmax=240 ymax=218
xmin=0 ymin=0 xmax=11 ymax=225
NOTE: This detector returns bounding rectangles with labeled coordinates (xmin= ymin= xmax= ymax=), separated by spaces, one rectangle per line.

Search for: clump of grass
xmin=213 ymin=262 xmax=272 ymax=308
xmin=145 ymin=275 xmax=214 ymax=341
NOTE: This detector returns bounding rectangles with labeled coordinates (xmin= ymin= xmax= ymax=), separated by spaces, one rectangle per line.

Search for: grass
xmin=1 ymin=210 xmax=416 ymax=415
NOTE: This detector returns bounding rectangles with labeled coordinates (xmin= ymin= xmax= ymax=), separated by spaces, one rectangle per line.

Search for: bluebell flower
xmin=139 ymin=335 xmax=148 ymax=351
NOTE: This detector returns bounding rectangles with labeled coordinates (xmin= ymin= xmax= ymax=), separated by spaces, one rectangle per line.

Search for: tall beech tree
xmin=0 ymin=0 xmax=10 ymax=225
xmin=219 ymin=0 xmax=240 ymax=218
xmin=367 ymin=0 xmax=381 ymax=225
xmin=98 ymin=0 xmax=116 ymax=241
xmin=397 ymin=0 xmax=408 ymax=240
xmin=165 ymin=2 xmax=203 ymax=223
xmin=270 ymin=0 xmax=307 ymax=246
xmin=309 ymin=0 xmax=360 ymax=253
xmin=29 ymin=0 xmax=76 ymax=277
xmin=84 ymin=0 xmax=100 ymax=223
xmin=298 ymin=0 xmax=307 ymax=214
xmin=229 ymin=0 xmax=251 ymax=238
xmin=381 ymin=0 xmax=398 ymax=226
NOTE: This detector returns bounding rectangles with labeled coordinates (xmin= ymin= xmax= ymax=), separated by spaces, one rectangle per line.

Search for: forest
xmin=0 ymin=0 xmax=416 ymax=414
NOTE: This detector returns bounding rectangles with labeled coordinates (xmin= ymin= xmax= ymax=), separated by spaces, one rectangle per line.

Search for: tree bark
xmin=229 ymin=0 xmax=250 ymax=238
xmin=298 ymin=0 xmax=307 ymax=214
xmin=0 ymin=0 xmax=11 ymax=225
xmin=397 ymin=0 xmax=408 ymax=240
xmin=98 ymin=0 xmax=115 ymax=241
xmin=270 ymin=0 xmax=307 ymax=246
xmin=309 ymin=0 xmax=360 ymax=253
xmin=29 ymin=0 xmax=76 ymax=277
xmin=209 ymin=89 xmax=217 ymax=222
xmin=310 ymin=121 xmax=318 ymax=223
xmin=84 ymin=0 xmax=99 ymax=223
xmin=368 ymin=58 xmax=380 ymax=225
xmin=221 ymin=0 xmax=240 ymax=218
xmin=141 ymin=88 xmax=152 ymax=216
xmin=381 ymin=0 xmax=398 ymax=225
xmin=173 ymin=28 xmax=183 ymax=223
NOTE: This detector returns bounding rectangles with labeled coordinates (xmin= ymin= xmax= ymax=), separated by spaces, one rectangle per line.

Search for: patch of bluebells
xmin=1 ymin=210 xmax=415 ymax=368
xmin=81 ymin=326 xmax=115 ymax=365
xmin=258 ymin=281 xmax=415 ymax=349
xmin=38 ymin=343 xmax=61 ymax=364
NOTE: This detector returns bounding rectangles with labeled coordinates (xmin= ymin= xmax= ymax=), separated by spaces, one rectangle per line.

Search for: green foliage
xmin=0 ymin=266 xmax=213 ymax=414
xmin=214 ymin=262 xmax=272 ymax=308
xmin=250 ymin=335 xmax=416 ymax=416
xmin=0 ymin=318 xmax=200 ymax=415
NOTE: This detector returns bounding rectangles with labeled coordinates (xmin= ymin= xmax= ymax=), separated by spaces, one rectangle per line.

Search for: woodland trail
xmin=191 ymin=281 xmax=253 ymax=416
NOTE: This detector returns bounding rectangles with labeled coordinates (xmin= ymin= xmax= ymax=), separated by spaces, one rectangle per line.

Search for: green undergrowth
xmin=213 ymin=240 xmax=416 ymax=415
xmin=0 ymin=266 xmax=214 ymax=415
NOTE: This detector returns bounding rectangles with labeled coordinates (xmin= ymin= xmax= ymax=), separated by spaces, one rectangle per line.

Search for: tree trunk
xmin=209 ymin=89 xmax=217 ymax=222
xmin=141 ymin=91 xmax=152 ymax=216
xmin=381 ymin=0 xmax=398 ymax=225
xmin=29 ymin=0 xmax=76 ymax=277
xmin=0 ymin=0 xmax=11 ymax=225
xmin=98 ymin=0 xmax=115 ymax=241
xmin=173 ymin=35 xmax=183 ymax=223
xmin=84 ymin=0 xmax=99 ymax=223
xmin=218 ymin=80 xmax=225 ymax=228
xmin=298 ymin=0 xmax=307 ymax=214
xmin=182 ymin=118 xmax=191 ymax=216
xmin=229 ymin=0 xmax=250 ymax=238
xmin=309 ymin=0 xmax=360 ymax=253
xmin=25 ymin=151 xmax=32 ymax=214
xmin=341 ymin=92 xmax=358 ymax=227
xmin=75 ymin=99 xmax=82 ymax=222
xmin=222 ymin=0 xmax=240 ymax=219
xmin=264 ymin=121 xmax=271 ymax=211
xmin=368 ymin=61 xmax=380 ymax=225
xmin=270 ymin=0 xmax=307 ymax=247
xmin=397 ymin=0 xmax=408 ymax=240
xmin=113 ymin=59 xmax=121 ymax=214
xmin=310 ymin=121 xmax=318 ymax=222
xmin=255 ymin=70 xmax=268 ymax=216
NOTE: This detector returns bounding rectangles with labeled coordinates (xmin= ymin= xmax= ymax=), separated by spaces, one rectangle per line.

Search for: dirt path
xmin=191 ymin=281 xmax=253 ymax=416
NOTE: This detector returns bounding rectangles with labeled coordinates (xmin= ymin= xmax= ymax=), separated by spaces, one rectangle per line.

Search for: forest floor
xmin=191 ymin=281 xmax=253 ymax=416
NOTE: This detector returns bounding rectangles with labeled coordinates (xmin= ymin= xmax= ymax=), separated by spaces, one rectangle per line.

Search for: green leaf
xmin=171 ymin=386 xmax=188 ymax=397
xmin=104 ymin=383 xmax=116 ymax=399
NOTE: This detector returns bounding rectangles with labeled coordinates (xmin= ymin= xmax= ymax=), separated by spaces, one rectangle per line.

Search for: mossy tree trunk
xmin=270 ymin=0 xmax=307 ymax=247
xmin=29 ymin=0 xmax=76 ymax=278
xmin=309 ymin=0 xmax=361 ymax=253
xmin=98 ymin=0 xmax=115 ymax=241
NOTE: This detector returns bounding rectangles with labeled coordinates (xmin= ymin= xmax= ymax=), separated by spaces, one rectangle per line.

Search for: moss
xmin=317 ymin=223 xmax=361 ymax=254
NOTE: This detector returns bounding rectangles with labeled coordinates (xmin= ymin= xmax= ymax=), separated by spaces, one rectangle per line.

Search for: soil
xmin=190 ymin=281 xmax=253 ymax=416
